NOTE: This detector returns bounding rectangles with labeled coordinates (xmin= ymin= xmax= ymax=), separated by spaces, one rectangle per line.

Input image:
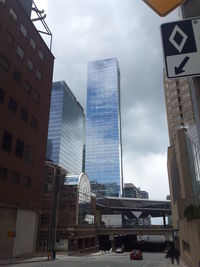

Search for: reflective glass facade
xmin=47 ymin=81 xmax=85 ymax=174
xmin=85 ymin=58 xmax=123 ymax=197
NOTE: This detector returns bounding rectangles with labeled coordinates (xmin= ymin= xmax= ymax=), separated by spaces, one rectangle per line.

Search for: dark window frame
xmin=24 ymin=81 xmax=32 ymax=95
xmin=31 ymin=116 xmax=38 ymax=129
xmin=13 ymin=69 xmax=22 ymax=84
xmin=20 ymin=106 xmax=28 ymax=122
xmin=0 ymin=166 xmax=7 ymax=179
xmin=33 ymin=90 xmax=40 ymax=104
xmin=0 ymin=87 xmax=5 ymax=103
xmin=1 ymin=130 xmax=13 ymax=153
xmin=8 ymin=97 xmax=17 ymax=113
xmin=0 ymin=54 xmax=10 ymax=71
xmin=15 ymin=138 xmax=24 ymax=158
xmin=5 ymin=30 xmax=14 ymax=46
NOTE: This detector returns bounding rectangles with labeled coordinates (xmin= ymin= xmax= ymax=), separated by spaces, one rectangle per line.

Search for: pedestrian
xmin=168 ymin=246 xmax=175 ymax=264
xmin=174 ymin=248 xmax=180 ymax=265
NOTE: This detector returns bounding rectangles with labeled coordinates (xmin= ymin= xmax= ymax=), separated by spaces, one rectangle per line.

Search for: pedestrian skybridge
xmin=96 ymin=196 xmax=171 ymax=218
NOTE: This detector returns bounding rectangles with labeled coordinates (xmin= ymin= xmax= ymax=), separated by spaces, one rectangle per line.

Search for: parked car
xmin=130 ymin=250 xmax=143 ymax=260
xmin=115 ymin=247 xmax=123 ymax=253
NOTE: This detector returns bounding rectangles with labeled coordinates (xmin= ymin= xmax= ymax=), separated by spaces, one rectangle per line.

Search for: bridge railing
xmin=99 ymin=224 xmax=173 ymax=229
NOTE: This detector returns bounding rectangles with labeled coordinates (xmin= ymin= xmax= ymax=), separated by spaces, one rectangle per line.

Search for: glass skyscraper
xmin=47 ymin=81 xmax=85 ymax=174
xmin=85 ymin=58 xmax=123 ymax=197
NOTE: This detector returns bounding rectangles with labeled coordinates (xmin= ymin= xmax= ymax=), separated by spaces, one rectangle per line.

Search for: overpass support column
xmin=163 ymin=215 xmax=166 ymax=226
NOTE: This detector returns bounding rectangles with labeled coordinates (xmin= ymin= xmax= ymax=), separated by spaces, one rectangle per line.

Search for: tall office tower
xmin=47 ymin=81 xmax=85 ymax=174
xmin=85 ymin=58 xmax=123 ymax=197
xmin=163 ymin=71 xmax=195 ymax=144
xmin=0 ymin=0 xmax=54 ymax=258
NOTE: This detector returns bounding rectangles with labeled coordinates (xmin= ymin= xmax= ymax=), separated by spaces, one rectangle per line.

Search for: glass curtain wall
xmin=47 ymin=81 xmax=85 ymax=174
xmin=85 ymin=58 xmax=123 ymax=197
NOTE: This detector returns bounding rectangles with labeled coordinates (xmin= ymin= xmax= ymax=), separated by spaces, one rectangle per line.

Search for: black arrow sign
xmin=175 ymin=56 xmax=190 ymax=75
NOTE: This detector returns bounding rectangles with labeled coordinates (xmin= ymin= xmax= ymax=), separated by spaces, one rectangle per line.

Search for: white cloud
xmin=123 ymin=151 xmax=169 ymax=200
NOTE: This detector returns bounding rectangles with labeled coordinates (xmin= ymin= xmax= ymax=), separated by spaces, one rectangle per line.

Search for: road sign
xmin=161 ymin=17 xmax=200 ymax=79
xmin=143 ymin=0 xmax=185 ymax=17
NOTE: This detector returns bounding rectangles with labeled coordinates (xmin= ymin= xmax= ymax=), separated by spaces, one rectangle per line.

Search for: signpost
xmin=161 ymin=17 xmax=200 ymax=78
xmin=143 ymin=0 xmax=185 ymax=16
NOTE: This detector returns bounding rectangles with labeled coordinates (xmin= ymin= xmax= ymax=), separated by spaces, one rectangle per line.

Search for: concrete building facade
xmin=0 ymin=0 xmax=54 ymax=258
xmin=164 ymin=68 xmax=200 ymax=266
xmin=163 ymin=72 xmax=195 ymax=145
xmin=167 ymin=128 xmax=200 ymax=267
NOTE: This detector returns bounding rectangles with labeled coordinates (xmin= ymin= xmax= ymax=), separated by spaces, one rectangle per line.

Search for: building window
xmin=5 ymin=30 xmax=14 ymax=46
xmin=20 ymin=107 xmax=28 ymax=122
xmin=0 ymin=54 xmax=9 ymax=71
xmin=36 ymin=69 xmax=42 ymax=81
xmin=0 ymin=167 xmax=7 ymax=179
xmin=15 ymin=139 xmax=24 ymax=158
xmin=16 ymin=45 xmax=24 ymax=59
xmin=33 ymin=90 xmax=40 ymax=103
xmin=23 ymin=176 xmax=31 ymax=187
xmin=38 ymin=50 xmax=44 ymax=61
xmin=20 ymin=24 xmax=27 ymax=37
xmin=27 ymin=58 xmax=34 ymax=72
xmin=13 ymin=69 xmax=22 ymax=84
xmin=24 ymin=81 xmax=32 ymax=95
xmin=8 ymin=97 xmax=17 ymax=113
xmin=9 ymin=8 xmax=18 ymax=23
xmin=31 ymin=116 xmax=38 ymax=129
xmin=1 ymin=130 xmax=12 ymax=152
xmin=11 ymin=171 xmax=20 ymax=184
xmin=25 ymin=145 xmax=35 ymax=163
xmin=0 ymin=87 xmax=5 ymax=103
xmin=30 ymin=38 xmax=36 ymax=50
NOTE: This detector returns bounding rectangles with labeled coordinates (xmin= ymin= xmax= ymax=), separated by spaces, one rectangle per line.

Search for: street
xmin=8 ymin=252 xmax=179 ymax=267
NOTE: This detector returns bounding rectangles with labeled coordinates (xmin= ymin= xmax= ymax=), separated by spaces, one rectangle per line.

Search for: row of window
xmin=0 ymin=44 xmax=42 ymax=81
xmin=0 ymin=57 xmax=40 ymax=103
xmin=0 ymin=87 xmax=38 ymax=129
xmin=0 ymin=1 xmax=45 ymax=61
xmin=1 ymin=130 xmax=35 ymax=163
xmin=0 ymin=166 xmax=31 ymax=187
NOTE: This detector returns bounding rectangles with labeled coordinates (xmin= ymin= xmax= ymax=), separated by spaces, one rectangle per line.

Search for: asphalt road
xmin=9 ymin=252 xmax=175 ymax=267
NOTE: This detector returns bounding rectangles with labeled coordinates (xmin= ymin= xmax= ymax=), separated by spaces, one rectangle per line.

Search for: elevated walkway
xmin=97 ymin=225 xmax=173 ymax=236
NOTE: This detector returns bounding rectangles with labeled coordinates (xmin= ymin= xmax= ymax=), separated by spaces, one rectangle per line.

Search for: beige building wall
xmin=163 ymin=72 xmax=195 ymax=145
xmin=167 ymin=129 xmax=200 ymax=267
xmin=164 ymin=70 xmax=200 ymax=266
xmin=12 ymin=209 xmax=38 ymax=257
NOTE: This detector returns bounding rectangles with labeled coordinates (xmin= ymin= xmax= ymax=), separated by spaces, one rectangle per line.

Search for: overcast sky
xmin=34 ymin=0 xmax=180 ymax=200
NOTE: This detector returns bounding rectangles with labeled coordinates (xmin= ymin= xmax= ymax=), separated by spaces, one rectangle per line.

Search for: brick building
xmin=38 ymin=166 xmax=97 ymax=254
xmin=0 ymin=0 xmax=54 ymax=258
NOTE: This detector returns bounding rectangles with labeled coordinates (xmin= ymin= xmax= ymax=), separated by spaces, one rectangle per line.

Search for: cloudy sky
xmin=34 ymin=0 xmax=180 ymax=200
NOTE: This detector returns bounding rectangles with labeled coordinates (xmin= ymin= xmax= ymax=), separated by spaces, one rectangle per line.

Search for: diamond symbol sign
xmin=143 ymin=0 xmax=185 ymax=17
xmin=161 ymin=17 xmax=200 ymax=78
xmin=169 ymin=25 xmax=188 ymax=53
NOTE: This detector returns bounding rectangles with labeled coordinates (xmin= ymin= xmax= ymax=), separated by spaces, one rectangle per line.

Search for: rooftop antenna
xmin=31 ymin=1 xmax=52 ymax=50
